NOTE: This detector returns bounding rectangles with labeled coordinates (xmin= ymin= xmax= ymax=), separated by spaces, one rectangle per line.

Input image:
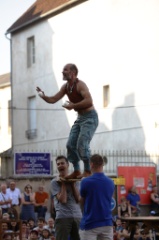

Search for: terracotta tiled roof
xmin=0 ymin=73 xmax=10 ymax=88
xmin=7 ymin=0 xmax=83 ymax=34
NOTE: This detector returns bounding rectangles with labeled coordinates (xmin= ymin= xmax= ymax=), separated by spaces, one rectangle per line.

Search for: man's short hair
xmin=69 ymin=63 xmax=78 ymax=75
xmin=90 ymin=154 xmax=105 ymax=166
xmin=55 ymin=155 xmax=68 ymax=163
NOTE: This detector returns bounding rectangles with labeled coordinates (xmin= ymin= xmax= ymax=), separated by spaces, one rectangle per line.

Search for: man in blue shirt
xmin=127 ymin=186 xmax=141 ymax=216
xmin=80 ymin=154 xmax=115 ymax=240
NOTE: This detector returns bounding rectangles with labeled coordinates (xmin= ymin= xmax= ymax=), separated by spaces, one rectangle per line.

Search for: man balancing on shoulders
xmin=36 ymin=63 xmax=98 ymax=179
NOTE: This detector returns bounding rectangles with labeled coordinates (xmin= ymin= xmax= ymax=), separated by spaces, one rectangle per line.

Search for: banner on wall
xmin=117 ymin=164 xmax=156 ymax=204
xmin=14 ymin=153 xmax=51 ymax=175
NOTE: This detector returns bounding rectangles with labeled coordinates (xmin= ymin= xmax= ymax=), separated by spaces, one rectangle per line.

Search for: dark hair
xmin=55 ymin=155 xmax=68 ymax=163
xmin=37 ymin=217 xmax=45 ymax=223
xmin=69 ymin=63 xmax=78 ymax=75
xmin=90 ymin=154 xmax=104 ymax=166
xmin=24 ymin=185 xmax=32 ymax=191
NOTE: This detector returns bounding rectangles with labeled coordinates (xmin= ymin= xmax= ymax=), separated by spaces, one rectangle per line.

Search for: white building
xmin=0 ymin=73 xmax=11 ymax=152
xmin=6 ymin=0 xmax=159 ymax=174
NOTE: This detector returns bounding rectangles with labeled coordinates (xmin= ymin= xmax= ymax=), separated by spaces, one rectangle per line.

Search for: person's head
xmin=90 ymin=154 xmax=104 ymax=172
xmin=9 ymin=180 xmax=16 ymax=190
xmin=116 ymin=218 xmax=122 ymax=226
xmin=2 ymin=213 xmax=10 ymax=220
xmin=29 ymin=230 xmax=39 ymax=240
xmin=42 ymin=229 xmax=51 ymax=238
xmin=2 ymin=233 xmax=12 ymax=240
xmin=21 ymin=220 xmax=28 ymax=230
xmin=28 ymin=218 xmax=35 ymax=228
xmin=130 ymin=186 xmax=137 ymax=194
xmin=120 ymin=196 xmax=127 ymax=203
xmin=1 ymin=183 xmax=7 ymax=193
xmin=62 ymin=63 xmax=78 ymax=81
xmin=55 ymin=155 xmax=69 ymax=176
xmin=37 ymin=217 xmax=45 ymax=227
xmin=2 ymin=222 xmax=9 ymax=231
xmin=24 ymin=184 xmax=32 ymax=193
xmin=38 ymin=185 xmax=44 ymax=193
xmin=47 ymin=218 xmax=54 ymax=227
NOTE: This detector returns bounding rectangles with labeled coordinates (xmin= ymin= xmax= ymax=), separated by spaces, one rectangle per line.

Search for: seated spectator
xmin=21 ymin=220 xmax=30 ymax=239
xmin=44 ymin=218 xmax=55 ymax=236
xmin=118 ymin=196 xmax=131 ymax=217
xmin=28 ymin=229 xmax=39 ymax=240
xmin=115 ymin=218 xmax=123 ymax=233
xmin=127 ymin=186 xmax=141 ymax=216
xmin=138 ymin=230 xmax=151 ymax=240
xmin=117 ymin=221 xmax=130 ymax=240
xmin=28 ymin=218 xmax=36 ymax=231
xmin=40 ymin=228 xmax=52 ymax=240
xmin=2 ymin=213 xmax=10 ymax=220
xmin=35 ymin=186 xmax=49 ymax=219
xmin=33 ymin=217 xmax=46 ymax=237
xmin=150 ymin=185 xmax=159 ymax=216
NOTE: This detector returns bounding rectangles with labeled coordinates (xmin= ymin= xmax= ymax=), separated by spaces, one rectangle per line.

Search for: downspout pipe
xmin=5 ymin=32 xmax=13 ymax=155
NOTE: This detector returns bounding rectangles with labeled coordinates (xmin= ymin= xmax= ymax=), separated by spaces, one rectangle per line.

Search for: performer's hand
xmin=62 ymin=101 xmax=74 ymax=110
xmin=36 ymin=86 xmax=43 ymax=92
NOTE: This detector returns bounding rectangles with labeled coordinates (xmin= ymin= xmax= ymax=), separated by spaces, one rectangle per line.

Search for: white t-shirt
xmin=0 ymin=192 xmax=11 ymax=208
xmin=6 ymin=188 xmax=21 ymax=205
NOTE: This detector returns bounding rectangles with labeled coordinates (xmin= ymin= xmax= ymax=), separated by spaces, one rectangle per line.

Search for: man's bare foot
xmin=77 ymin=170 xmax=91 ymax=179
xmin=65 ymin=170 xmax=81 ymax=179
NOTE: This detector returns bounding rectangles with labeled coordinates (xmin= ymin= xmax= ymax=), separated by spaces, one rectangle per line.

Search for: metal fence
xmin=1 ymin=149 xmax=159 ymax=177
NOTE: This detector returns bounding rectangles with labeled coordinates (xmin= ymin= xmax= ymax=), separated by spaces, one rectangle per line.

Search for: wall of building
xmin=11 ymin=0 xmax=159 ymax=160
xmin=0 ymin=84 xmax=11 ymax=152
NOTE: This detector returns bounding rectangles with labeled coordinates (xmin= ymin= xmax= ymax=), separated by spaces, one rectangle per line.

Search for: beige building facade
xmin=5 ymin=0 xmax=159 ymax=175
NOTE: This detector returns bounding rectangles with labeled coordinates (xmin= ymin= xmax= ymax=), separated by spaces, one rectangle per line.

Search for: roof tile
xmin=7 ymin=0 xmax=75 ymax=33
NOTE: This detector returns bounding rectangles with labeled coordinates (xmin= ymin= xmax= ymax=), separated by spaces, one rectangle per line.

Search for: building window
xmin=8 ymin=100 xmax=11 ymax=134
xmin=27 ymin=36 xmax=35 ymax=68
xmin=26 ymin=96 xmax=37 ymax=139
xmin=103 ymin=85 xmax=110 ymax=107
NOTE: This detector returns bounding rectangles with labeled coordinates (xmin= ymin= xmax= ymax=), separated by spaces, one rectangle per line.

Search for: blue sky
xmin=0 ymin=0 xmax=35 ymax=75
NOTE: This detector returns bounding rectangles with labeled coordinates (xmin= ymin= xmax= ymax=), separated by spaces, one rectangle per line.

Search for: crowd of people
xmin=0 ymin=156 xmax=159 ymax=239
xmin=115 ymin=184 xmax=159 ymax=240
xmin=0 ymin=154 xmax=115 ymax=240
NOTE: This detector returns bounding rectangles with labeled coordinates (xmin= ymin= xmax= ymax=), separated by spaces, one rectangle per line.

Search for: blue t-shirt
xmin=80 ymin=172 xmax=115 ymax=230
xmin=127 ymin=193 xmax=140 ymax=207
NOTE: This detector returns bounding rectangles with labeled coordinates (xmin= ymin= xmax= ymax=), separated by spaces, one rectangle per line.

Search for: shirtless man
xmin=36 ymin=63 xmax=98 ymax=179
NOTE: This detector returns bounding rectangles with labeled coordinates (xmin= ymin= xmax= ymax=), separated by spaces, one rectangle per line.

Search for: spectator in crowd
xmin=28 ymin=229 xmax=39 ymax=240
xmin=21 ymin=220 xmax=30 ymax=239
xmin=28 ymin=218 xmax=36 ymax=231
xmin=118 ymin=196 xmax=131 ymax=218
xmin=2 ymin=222 xmax=9 ymax=234
xmin=44 ymin=218 xmax=55 ymax=236
xmin=6 ymin=180 xmax=21 ymax=219
xmin=33 ymin=217 xmax=46 ymax=237
xmin=40 ymin=228 xmax=52 ymax=240
xmin=9 ymin=219 xmax=19 ymax=232
xmin=127 ymin=186 xmax=141 ymax=216
xmin=35 ymin=185 xmax=49 ymax=219
xmin=150 ymin=185 xmax=159 ymax=216
xmin=0 ymin=183 xmax=12 ymax=214
xmin=51 ymin=155 xmax=82 ymax=240
xmin=115 ymin=218 xmax=123 ymax=233
xmin=20 ymin=184 xmax=36 ymax=221
xmin=79 ymin=154 xmax=115 ymax=240
xmin=2 ymin=212 xmax=10 ymax=220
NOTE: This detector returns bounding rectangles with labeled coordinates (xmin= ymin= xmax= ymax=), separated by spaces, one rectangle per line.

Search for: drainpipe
xmin=5 ymin=32 xmax=14 ymax=156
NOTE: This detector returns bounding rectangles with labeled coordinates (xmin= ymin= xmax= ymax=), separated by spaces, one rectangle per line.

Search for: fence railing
xmin=1 ymin=149 xmax=159 ymax=177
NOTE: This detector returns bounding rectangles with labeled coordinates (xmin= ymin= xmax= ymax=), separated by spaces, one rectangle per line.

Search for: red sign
xmin=117 ymin=166 xmax=156 ymax=204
